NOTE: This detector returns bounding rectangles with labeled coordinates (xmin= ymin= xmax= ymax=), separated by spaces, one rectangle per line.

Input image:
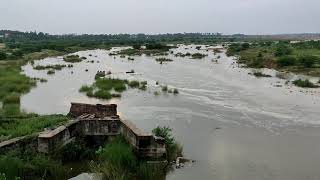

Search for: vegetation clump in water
xmin=33 ymin=64 xmax=68 ymax=71
xmin=63 ymin=55 xmax=82 ymax=63
xmin=191 ymin=53 xmax=207 ymax=59
xmin=79 ymin=78 xmax=148 ymax=100
xmin=156 ymin=58 xmax=173 ymax=63
xmin=292 ymin=79 xmax=319 ymax=88
xmin=47 ymin=70 xmax=55 ymax=75
xmin=252 ymin=71 xmax=272 ymax=78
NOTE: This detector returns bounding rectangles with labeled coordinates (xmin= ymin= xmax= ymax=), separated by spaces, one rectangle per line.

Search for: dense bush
xmin=275 ymin=45 xmax=293 ymax=57
xmin=277 ymin=56 xmax=296 ymax=67
xmin=298 ymin=55 xmax=318 ymax=68
xmin=152 ymin=126 xmax=183 ymax=162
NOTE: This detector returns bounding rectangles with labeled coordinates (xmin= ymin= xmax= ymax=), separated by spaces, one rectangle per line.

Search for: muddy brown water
xmin=21 ymin=45 xmax=320 ymax=180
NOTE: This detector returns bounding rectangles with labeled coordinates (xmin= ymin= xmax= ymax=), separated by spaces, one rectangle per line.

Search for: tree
xmin=0 ymin=52 xmax=7 ymax=60
xmin=132 ymin=44 xmax=141 ymax=50
xmin=241 ymin=43 xmax=250 ymax=50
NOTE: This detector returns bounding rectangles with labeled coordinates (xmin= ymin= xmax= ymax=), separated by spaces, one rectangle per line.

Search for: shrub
xmin=128 ymin=81 xmax=140 ymax=88
xmin=94 ymin=137 xmax=136 ymax=179
xmin=152 ymin=126 xmax=183 ymax=162
xmin=277 ymin=56 xmax=296 ymax=67
xmin=275 ymin=45 xmax=293 ymax=57
xmin=191 ymin=53 xmax=207 ymax=59
xmin=173 ymin=88 xmax=179 ymax=94
xmin=47 ymin=70 xmax=55 ymax=75
xmin=298 ymin=55 xmax=318 ymax=68
xmin=161 ymin=85 xmax=168 ymax=92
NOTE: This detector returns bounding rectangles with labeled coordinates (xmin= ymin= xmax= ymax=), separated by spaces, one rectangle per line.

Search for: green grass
xmin=79 ymin=78 xmax=128 ymax=100
xmin=79 ymin=85 xmax=93 ymax=93
xmin=227 ymin=41 xmax=320 ymax=77
xmin=94 ymin=90 xmax=112 ymax=99
xmin=79 ymin=78 xmax=148 ymax=99
xmin=0 ymin=65 xmax=36 ymax=102
xmin=0 ymin=149 xmax=67 ymax=180
xmin=114 ymin=83 xmax=127 ymax=92
xmin=93 ymin=136 xmax=167 ymax=180
xmin=2 ymin=93 xmax=20 ymax=104
xmin=0 ymin=115 xmax=69 ymax=140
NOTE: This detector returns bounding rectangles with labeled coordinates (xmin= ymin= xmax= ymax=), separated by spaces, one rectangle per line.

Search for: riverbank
xmin=227 ymin=41 xmax=320 ymax=78
xmin=17 ymin=45 xmax=320 ymax=180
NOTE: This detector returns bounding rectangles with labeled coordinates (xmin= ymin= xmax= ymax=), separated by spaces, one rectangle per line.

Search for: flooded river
xmin=21 ymin=45 xmax=320 ymax=180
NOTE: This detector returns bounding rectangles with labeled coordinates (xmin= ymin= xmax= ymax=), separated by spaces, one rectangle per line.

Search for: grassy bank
xmin=0 ymin=114 xmax=69 ymax=141
xmin=227 ymin=41 xmax=320 ymax=77
xmin=0 ymin=49 xmax=79 ymax=142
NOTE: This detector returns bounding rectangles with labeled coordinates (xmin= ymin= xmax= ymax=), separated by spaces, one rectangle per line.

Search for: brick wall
xmin=69 ymin=103 xmax=117 ymax=118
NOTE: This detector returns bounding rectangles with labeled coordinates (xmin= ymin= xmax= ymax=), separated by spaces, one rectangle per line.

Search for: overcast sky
xmin=0 ymin=0 xmax=319 ymax=35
